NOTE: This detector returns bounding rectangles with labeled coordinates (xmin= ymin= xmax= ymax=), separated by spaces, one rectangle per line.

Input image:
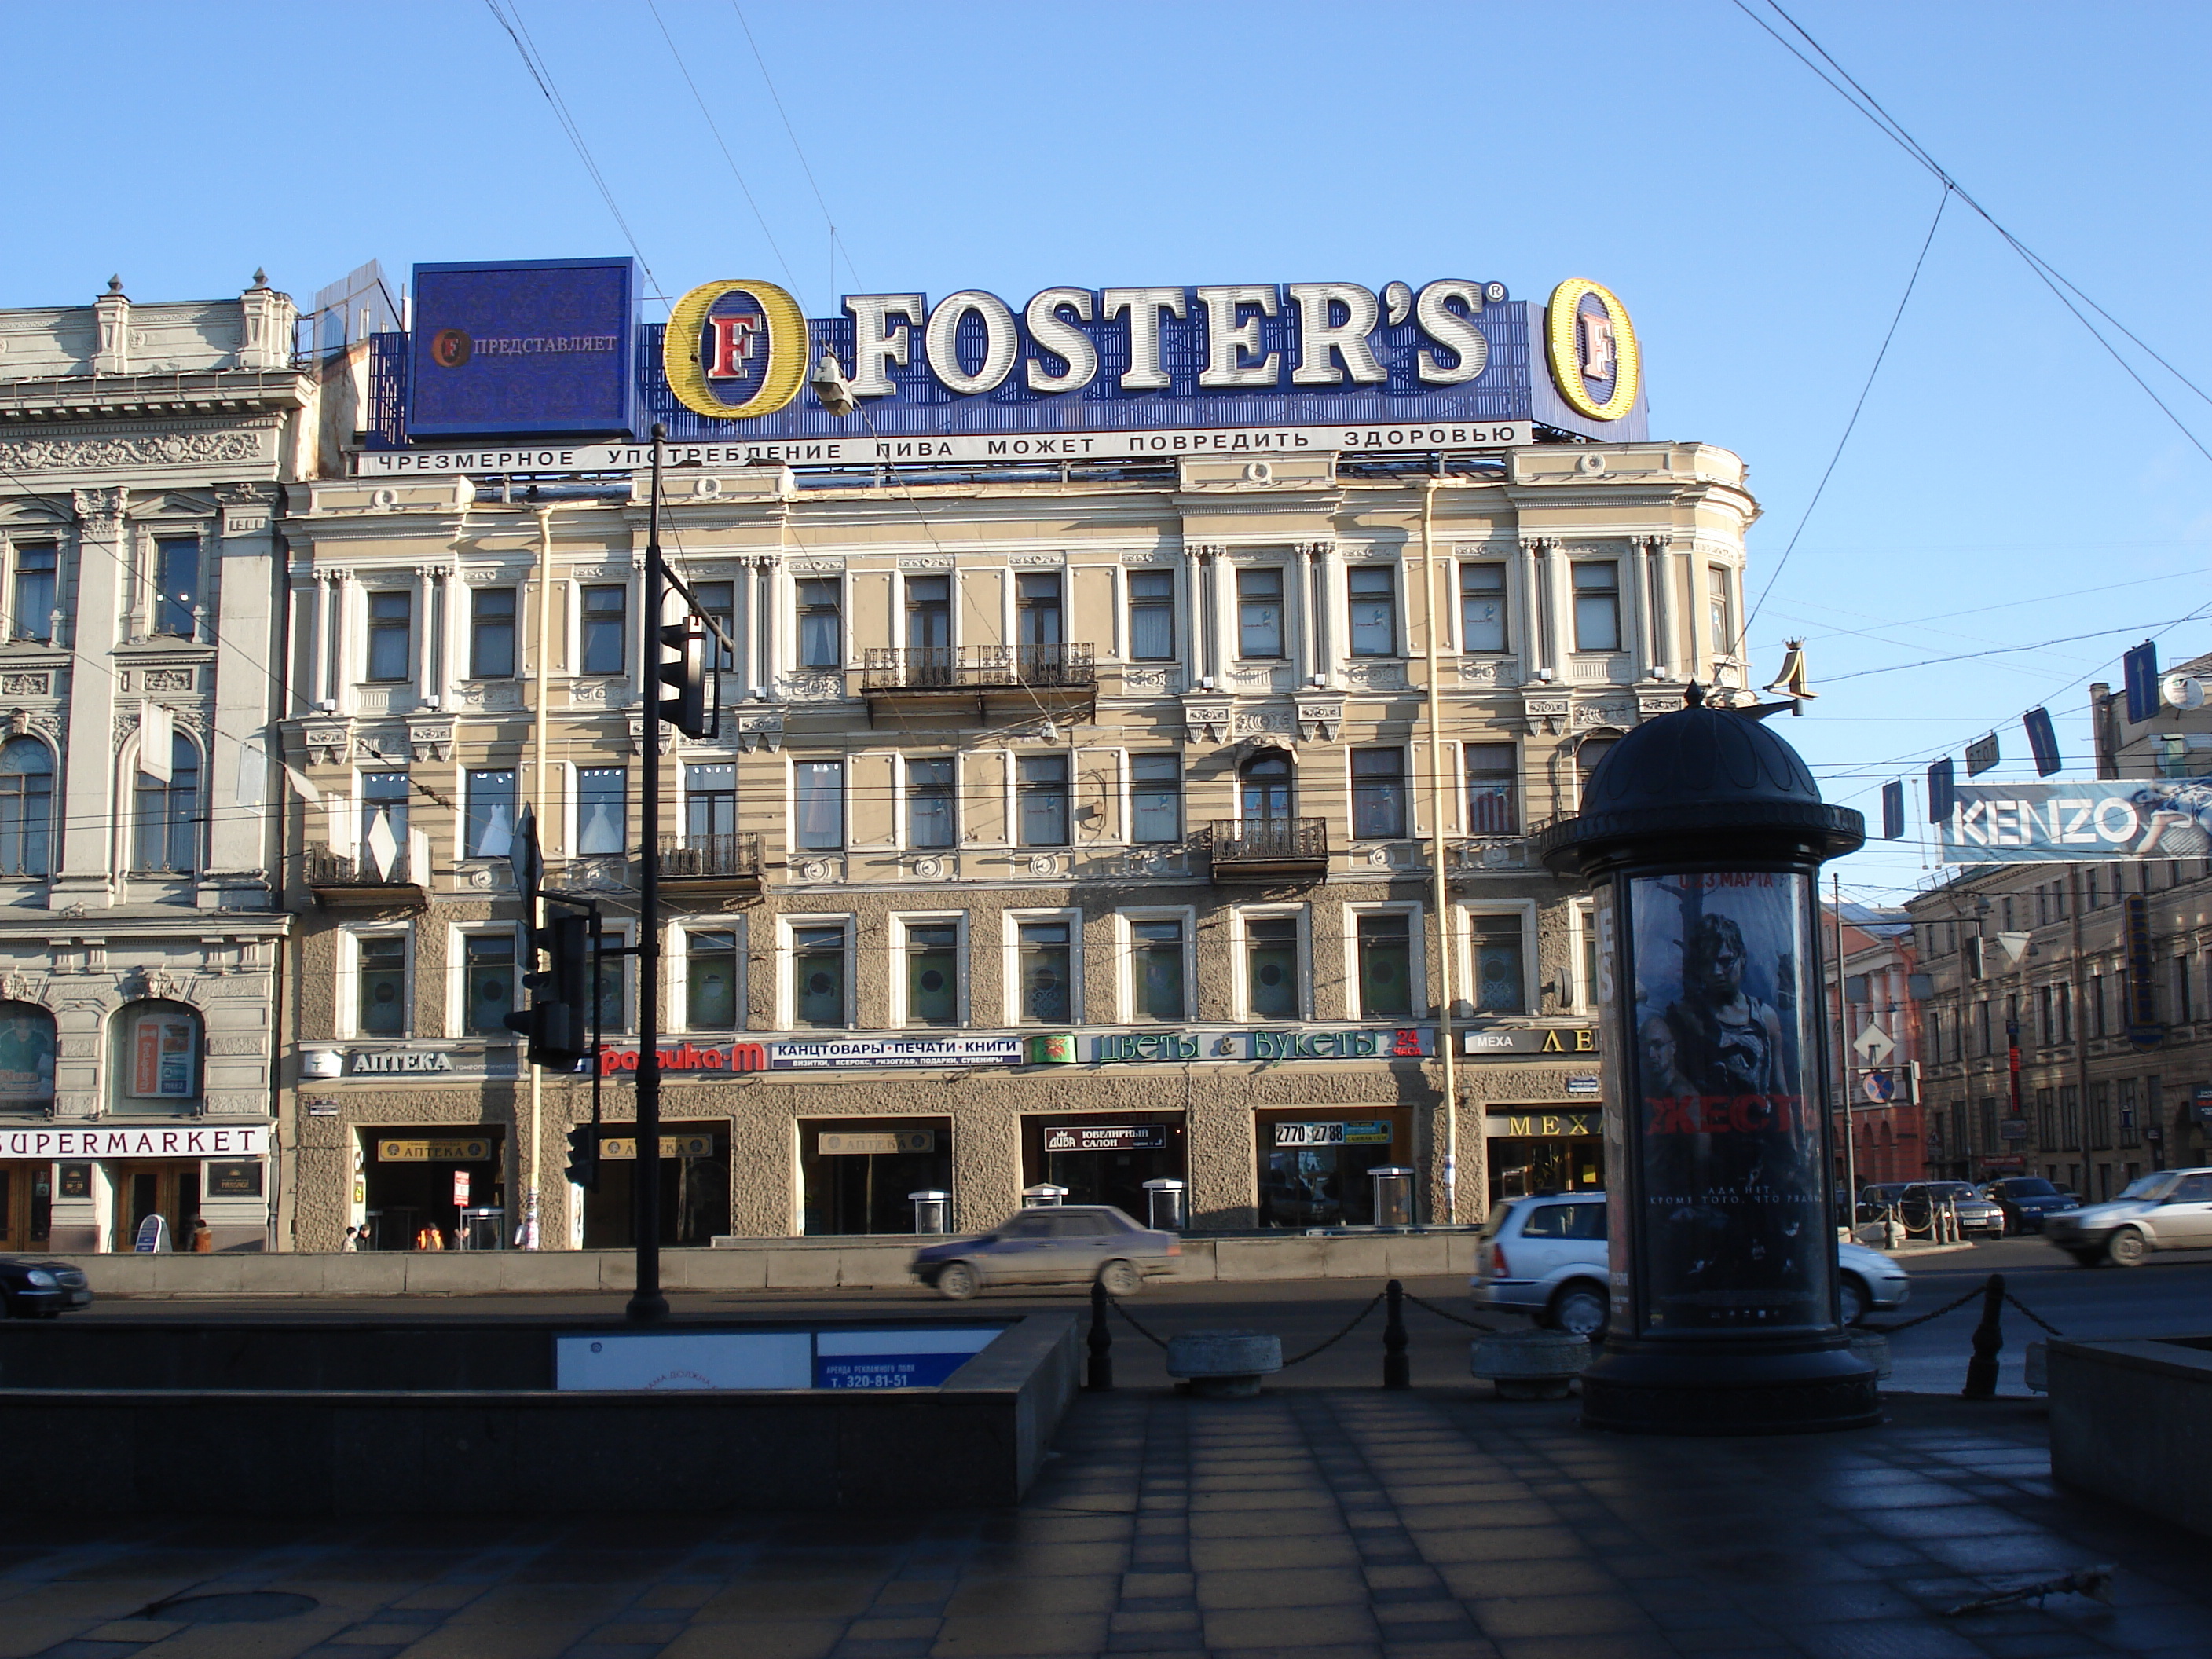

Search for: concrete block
xmin=836 ymin=1247 xmax=918 ymax=1289
xmin=1214 ymin=1238 xmax=1325 ymax=1280
xmin=2050 ymin=1335 xmax=2212 ymax=1538
xmin=400 ymin=1254 xmax=493 ymax=1294
xmin=476 ymin=1251 xmax=598 ymax=1293
xmin=200 ymin=1253 xmax=328 ymax=1295
xmin=321 ymin=1254 xmax=405 ymax=1295
xmin=764 ymin=1248 xmax=844 ymax=1289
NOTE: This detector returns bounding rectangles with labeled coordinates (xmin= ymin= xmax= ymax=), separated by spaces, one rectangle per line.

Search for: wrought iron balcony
xmin=305 ymin=844 xmax=427 ymax=909
xmin=1207 ymin=817 xmax=1331 ymax=883
xmin=655 ymin=831 xmax=764 ymax=891
xmin=861 ymin=643 xmax=1097 ymax=695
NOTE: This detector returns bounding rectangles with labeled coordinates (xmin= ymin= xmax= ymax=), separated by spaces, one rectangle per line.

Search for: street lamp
xmin=1535 ymin=685 xmax=1877 ymax=1434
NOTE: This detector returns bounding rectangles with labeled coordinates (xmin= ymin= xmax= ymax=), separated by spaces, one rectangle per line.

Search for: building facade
xmin=0 ymin=276 xmax=307 ymax=1251
xmin=275 ymin=438 xmax=1757 ymax=1250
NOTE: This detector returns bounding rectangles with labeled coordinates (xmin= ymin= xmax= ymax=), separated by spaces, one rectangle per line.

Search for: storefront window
xmin=0 ymin=1000 xmax=55 ymax=1104
xmin=687 ymin=931 xmax=740 ymax=1029
xmin=800 ymin=1119 xmax=953 ymax=1235
xmin=793 ymin=925 xmax=847 ymax=1028
xmin=1132 ymin=920 xmax=1185 ymax=1023
xmin=1018 ymin=921 xmax=1072 ymax=1024
xmin=1246 ymin=917 xmax=1300 ymax=1019
xmin=0 ymin=1163 xmax=52 ymax=1249
xmin=584 ymin=1125 xmax=731 ymax=1247
xmin=1357 ymin=914 xmax=1413 ymax=1019
xmin=112 ymin=1000 xmax=200 ymax=1106
xmin=357 ymin=936 xmax=407 ymax=1036
xmin=1470 ymin=914 xmax=1526 ymax=1013
xmin=906 ymin=922 xmax=959 ymax=1026
xmin=360 ymin=1129 xmax=502 ymax=1250
xmin=1025 ymin=1114 xmax=1186 ymax=1218
xmin=1257 ymin=1111 xmax=1408 ymax=1229
xmin=1485 ymin=1109 xmax=1605 ymax=1204
xmin=463 ymin=934 xmax=515 ymax=1035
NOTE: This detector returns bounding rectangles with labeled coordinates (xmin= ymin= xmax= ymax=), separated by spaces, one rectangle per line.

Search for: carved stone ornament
xmin=352 ymin=735 xmax=401 ymax=765
xmin=1459 ymin=657 xmax=1522 ymax=689
xmin=1294 ymin=697 xmax=1345 ymax=743
xmin=142 ymin=668 xmax=196 ymax=694
xmin=1119 ymin=549 xmax=1174 ymax=566
xmin=776 ymin=672 xmax=844 ymax=702
xmin=1238 ymin=731 xmax=1293 ymax=757
xmin=0 ymin=673 xmax=52 ymax=698
xmin=1232 ymin=709 xmax=1295 ymax=737
xmin=627 ymin=716 xmax=678 ymax=756
xmin=911 ymin=856 xmax=947 ymax=881
xmin=796 ymin=859 xmax=830 ymax=882
xmin=1637 ymin=689 xmax=1685 ymax=718
xmin=205 ymin=1035 xmax=267 ymax=1057
xmin=0 ymin=970 xmax=43 ymax=1002
xmin=304 ymin=724 xmax=349 ymax=765
xmin=455 ymin=681 xmax=523 ymax=712
xmin=1295 ymin=540 xmax=1337 ymax=558
xmin=897 ymin=555 xmax=954 ymax=572
xmin=126 ymin=967 xmax=187 ymax=1002
xmin=71 ymin=487 xmax=127 ymax=532
xmin=216 ymin=482 xmax=280 ymax=507
xmin=1183 ymin=695 xmax=1233 ymax=745
xmin=1573 ymin=699 xmax=1635 ymax=731
xmin=1009 ymin=551 xmax=1064 ymax=568
xmin=734 ymin=710 xmax=784 ymax=753
xmin=13 ymin=431 xmax=261 ymax=474
xmin=1186 ymin=544 xmax=1226 ymax=560
xmin=1521 ymin=694 xmax=1573 ymax=736
xmin=1120 ymin=668 xmax=1181 ymax=696
xmin=788 ymin=557 xmax=844 ymax=574
xmin=1026 ymin=854 xmax=1060 ymax=877
xmin=1340 ymin=662 xmax=1409 ymax=692
xmin=1452 ymin=540 xmax=1514 ymax=558
xmin=407 ymin=720 xmax=456 ymax=764
xmin=566 ymin=678 xmax=632 ymax=709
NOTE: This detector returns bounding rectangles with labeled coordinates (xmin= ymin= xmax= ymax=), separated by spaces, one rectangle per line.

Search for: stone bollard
xmin=1166 ymin=1330 xmax=1283 ymax=1398
xmin=1848 ymin=1332 xmax=1892 ymax=1381
xmin=1470 ymin=1330 xmax=1591 ymax=1401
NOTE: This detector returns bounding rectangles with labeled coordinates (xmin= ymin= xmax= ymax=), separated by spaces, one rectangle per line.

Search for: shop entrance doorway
xmin=0 ymin=1163 xmax=51 ymax=1251
xmin=111 ymin=1162 xmax=200 ymax=1251
xmin=582 ymin=1126 xmax=731 ymax=1248
xmin=1485 ymin=1107 xmax=1603 ymax=1205
xmin=1023 ymin=1114 xmax=1185 ymax=1220
xmin=800 ymin=1119 xmax=953 ymax=1235
xmin=361 ymin=1130 xmax=504 ymax=1250
xmin=1254 ymin=1108 xmax=1413 ymax=1229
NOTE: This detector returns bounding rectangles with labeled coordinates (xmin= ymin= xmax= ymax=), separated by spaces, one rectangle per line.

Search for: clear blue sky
xmin=9 ymin=0 xmax=2208 ymax=906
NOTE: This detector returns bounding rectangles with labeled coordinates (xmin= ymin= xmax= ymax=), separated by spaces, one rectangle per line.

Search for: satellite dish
xmin=2163 ymin=674 xmax=2205 ymax=711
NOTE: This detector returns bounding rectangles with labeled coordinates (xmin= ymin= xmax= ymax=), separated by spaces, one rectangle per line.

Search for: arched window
xmin=111 ymin=999 xmax=202 ymax=1106
xmin=1575 ymin=734 xmax=1620 ymax=807
xmin=0 ymin=737 xmax=53 ymax=877
xmin=134 ymin=734 xmax=201 ymax=874
xmin=1240 ymin=751 xmax=1293 ymax=824
xmin=0 ymin=1001 xmax=55 ymax=1104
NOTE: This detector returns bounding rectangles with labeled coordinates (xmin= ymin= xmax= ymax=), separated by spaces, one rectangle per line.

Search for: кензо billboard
xmin=1939 ymin=781 xmax=2212 ymax=862
xmin=386 ymin=267 xmax=1646 ymax=457
xmin=408 ymin=258 xmax=638 ymax=438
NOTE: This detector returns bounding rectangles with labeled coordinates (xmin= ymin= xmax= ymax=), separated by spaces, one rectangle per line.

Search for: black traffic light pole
xmin=630 ymin=427 xmax=670 ymax=1323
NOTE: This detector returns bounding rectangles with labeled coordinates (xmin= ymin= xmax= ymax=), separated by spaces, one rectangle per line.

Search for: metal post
xmin=1834 ymin=873 xmax=1855 ymax=1231
xmin=628 ymin=428 xmax=669 ymax=1323
xmin=1383 ymin=1278 xmax=1410 ymax=1390
xmin=1086 ymin=1280 xmax=1114 ymax=1391
xmin=1421 ymin=481 xmax=1460 ymax=1224
xmin=1963 ymin=1272 xmax=2005 ymax=1399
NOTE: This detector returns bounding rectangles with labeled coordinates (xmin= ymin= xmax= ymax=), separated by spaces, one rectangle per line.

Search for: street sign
xmin=1852 ymin=1024 xmax=1895 ymax=1065
xmin=506 ymin=806 xmax=543 ymax=903
xmin=2001 ymin=1118 xmax=2027 ymax=1142
xmin=1862 ymin=1071 xmax=1895 ymax=1104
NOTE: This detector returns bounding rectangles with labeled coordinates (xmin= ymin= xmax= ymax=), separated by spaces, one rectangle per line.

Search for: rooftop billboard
xmin=407 ymin=257 xmax=637 ymax=438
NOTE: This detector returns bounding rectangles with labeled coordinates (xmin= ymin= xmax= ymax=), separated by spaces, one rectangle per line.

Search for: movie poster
xmin=1625 ymin=871 xmax=1829 ymax=1331
xmin=130 ymin=1012 xmax=197 ymax=1099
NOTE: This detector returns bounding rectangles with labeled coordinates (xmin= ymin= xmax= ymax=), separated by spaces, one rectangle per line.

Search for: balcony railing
xmin=655 ymin=832 xmax=764 ymax=884
xmin=305 ymin=843 xmax=425 ymax=907
xmin=1208 ymin=817 xmax=1331 ymax=879
xmin=861 ymin=643 xmax=1097 ymax=693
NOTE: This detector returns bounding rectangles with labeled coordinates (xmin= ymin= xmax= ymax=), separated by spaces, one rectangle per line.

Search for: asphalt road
xmin=64 ymin=1233 xmax=2212 ymax=1396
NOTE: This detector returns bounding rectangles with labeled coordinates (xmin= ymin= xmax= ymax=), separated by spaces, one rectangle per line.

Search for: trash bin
xmin=910 ymin=1189 xmax=950 ymax=1235
xmin=1022 ymin=1183 xmax=1069 ymax=1207
xmin=459 ymin=1207 xmax=506 ymax=1251
xmin=1368 ymin=1166 xmax=1415 ymax=1229
xmin=1143 ymin=1177 xmax=1187 ymax=1232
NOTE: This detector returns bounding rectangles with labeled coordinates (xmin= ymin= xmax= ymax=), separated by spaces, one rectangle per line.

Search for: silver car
xmin=2045 ymin=1167 xmax=2212 ymax=1266
xmin=911 ymin=1204 xmax=1180 ymax=1300
xmin=1470 ymin=1191 xmax=1912 ymax=1336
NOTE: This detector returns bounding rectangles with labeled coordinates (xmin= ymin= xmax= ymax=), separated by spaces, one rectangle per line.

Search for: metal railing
xmin=1210 ymin=817 xmax=1330 ymax=865
xmin=655 ymin=831 xmax=763 ymax=881
xmin=861 ymin=643 xmax=1097 ymax=691
xmin=306 ymin=844 xmax=413 ymax=886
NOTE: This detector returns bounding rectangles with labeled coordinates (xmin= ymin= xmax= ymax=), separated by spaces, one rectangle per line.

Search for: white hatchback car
xmin=1470 ymin=1191 xmax=1912 ymax=1336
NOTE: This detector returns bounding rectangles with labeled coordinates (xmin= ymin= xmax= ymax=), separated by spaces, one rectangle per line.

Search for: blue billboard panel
xmin=408 ymin=258 xmax=636 ymax=438
xmin=1939 ymin=781 xmax=2212 ymax=862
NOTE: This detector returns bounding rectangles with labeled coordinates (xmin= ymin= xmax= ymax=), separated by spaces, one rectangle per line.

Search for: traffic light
xmin=565 ymin=1124 xmax=599 ymax=1192
xmin=504 ymin=911 xmax=591 ymax=1070
xmin=657 ymin=613 xmax=712 ymax=739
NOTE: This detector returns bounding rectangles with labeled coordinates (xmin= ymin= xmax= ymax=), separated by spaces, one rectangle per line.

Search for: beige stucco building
xmin=276 ymin=439 xmax=1758 ymax=1251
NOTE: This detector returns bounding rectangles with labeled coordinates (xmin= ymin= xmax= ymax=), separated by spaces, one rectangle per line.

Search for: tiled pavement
xmin=2 ymin=1390 xmax=2206 ymax=1659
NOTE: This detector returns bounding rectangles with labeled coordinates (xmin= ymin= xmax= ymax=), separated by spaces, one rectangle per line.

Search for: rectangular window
xmin=463 ymin=768 xmax=518 ymax=859
xmin=1347 ymin=566 xmax=1397 ymax=657
xmin=905 ymin=922 xmax=960 ymax=1027
xmin=470 ymin=588 xmax=517 ymax=679
xmin=1237 ymin=568 xmax=1284 ymax=659
xmin=2178 ymin=956 xmax=2194 ymax=1024
xmin=2038 ymin=985 xmax=2054 ymax=1046
xmin=133 ymin=740 xmax=200 ymax=873
xmin=1975 ymin=999 xmax=1992 ymax=1055
xmin=367 ymin=591 xmax=411 ymax=681
xmin=685 ymin=762 xmax=737 ymax=841
xmin=1351 ymin=747 xmax=1407 ymax=839
xmin=2061 ymin=1084 xmax=2083 ymax=1150
xmin=1017 ymin=753 xmax=1070 ymax=847
xmin=1707 ymin=566 xmax=1733 ymax=655
xmin=1016 ymin=572 xmax=1063 ymax=650
xmin=1017 ymin=921 xmax=1073 ymax=1024
xmin=360 ymin=771 xmax=409 ymax=880
xmin=2117 ymin=1077 xmax=2141 ymax=1148
xmin=794 ymin=760 xmax=844 ymax=851
xmin=906 ymin=757 xmax=957 ymax=849
xmin=2037 ymin=1086 xmax=2056 ymax=1150
xmin=1128 ymin=569 xmax=1175 ymax=661
xmin=796 ymin=577 xmax=841 ymax=670
xmin=1132 ymin=919 xmax=1185 ymax=1023
xmin=463 ymin=933 xmax=515 ymax=1036
xmin=1459 ymin=562 xmax=1507 ymax=654
xmin=577 ymin=767 xmax=626 ymax=856
xmin=792 ymin=925 xmax=847 ymax=1029
xmin=154 ymin=536 xmax=200 ymax=639
xmin=1464 ymin=742 xmax=1518 ymax=835
xmin=1357 ymin=913 xmax=1413 ymax=1019
xmin=357 ymin=936 xmax=407 ymax=1036
xmin=694 ymin=580 xmax=736 ymax=672
xmin=905 ymin=574 xmax=951 ymax=653
xmin=1131 ymin=754 xmax=1183 ymax=844
xmin=1245 ymin=917 xmax=1300 ymax=1019
xmin=581 ymin=585 xmax=626 ymax=676
xmin=686 ymin=930 xmax=741 ymax=1030
xmin=10 ymin=545 xmax=55 ymax=641
xmin=1470 ymin=914 xmax=1526 ymax=1013
xmin=0 ymin=734 xmax=54 ymax=877
xmin=594 ymin=935 xmax=628 ymax=1032
xmin=1571 ymin=562 xmax=1620 ymax=653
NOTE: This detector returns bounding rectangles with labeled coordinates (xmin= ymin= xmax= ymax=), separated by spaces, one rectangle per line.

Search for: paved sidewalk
xmin=1 ymin=1392 xmax=2205 ymax=1659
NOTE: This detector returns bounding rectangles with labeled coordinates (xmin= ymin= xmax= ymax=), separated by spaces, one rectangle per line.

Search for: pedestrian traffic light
xmin=565 ymin=1124 xmax=599 ymax=1192
xmin=504 ymin=911 xmax=591 ymax=1070
xmin=657 ymin=613 xmax=712 ymax=739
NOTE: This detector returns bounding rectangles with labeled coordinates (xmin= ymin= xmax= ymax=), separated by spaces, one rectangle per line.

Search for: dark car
xmin=912 ymin=1205 xmax=1180 ymax=1300
xmin=1983 ymin=1176 xmax=2080 ymax=1236
xmin=1899 ymin=1181 xmax=2005 ymax=1240
xmin=1855 ymin=1183 xmax=1912 ymax=1223
xmin=0 ymin=1257 xmax=92 ymax=1318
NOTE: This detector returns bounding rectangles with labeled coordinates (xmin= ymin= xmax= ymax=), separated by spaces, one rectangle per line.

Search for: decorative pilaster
xmin=55 ymin=489 xmax=127 ymax=906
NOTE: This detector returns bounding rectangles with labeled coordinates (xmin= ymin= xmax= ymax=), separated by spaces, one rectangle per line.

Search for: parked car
xmin=1469 ymin=1192 xmax=1911 ymax=1337
xmin=912 ymin=1205 xmax=1180 ymax=1300
xmin=1982 ymin=1176 xmax=2081 ymax=1236
xmin=1855 ymin=1183 xmax=1913 ymax=1223
xmin=0 ymin=1257 xmax=92 ymax=1318
xmin=2044 ymin=1167 xmax=2212 ymax=1266
xmin=1897 ymin=1181 xmax=2005 ymax=1240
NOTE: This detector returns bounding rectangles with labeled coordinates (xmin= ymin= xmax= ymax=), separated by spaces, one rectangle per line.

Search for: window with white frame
xmin=1237 ymin=567 xmax=1285 ymax=658
xmin=1459 ymin=561 xmax=1507 ymax=654
xmin=793 ymin=760 xmax=844 ymax=851
xmin=463 ymin=768 xmax=518 ymax=859
xmin=1130 ymin=754 xmax=1183 ymax=843
xmin=899 ymin=915 xmax=962 ymax=1027
xmin=1240 ymin=910 xmax=1304 ymax=1020
xmin=1347 ymin=565 xmax=1397 ymax=657
xmin=8 ymin=542 xmax=57 ymax=642
xmin=456 ymin=927 xmax=520 ymax=1037
xmin=1350 ymin=747 xmax=1406 ymax=840
xmin=577 ymin=767 xmax=626 ymax=857
xmin=0 ymin=736 xmax=55 ymax=877
xmin=152 ymin=535 xmax=201 ymax=639
xmin=1708 ymin=566 xmax=1734 ymax=657
xmin=1355 ymin=909 xmax=1416 ymax=1020
xmin=1571 ymin=562 xmax=1621 ymax=653
xmin=366 ymin=589 xmax=411 ymax=681
xmin=787 ymin=920 xmax=850 ymax=1030
xmin=1124 ymin=911 xmax=1192 ymax=1024
xmin=796 ymin=577 xmax=842 ymax=669
xmin=580 ymin=584 xmax=627 ymax=675
xmin=683 ymin=925 xmax=743 ymax=1031
xmin=1010 ymin=912 xmax=1079 ymax=1026
xmin=1127 ymin=569 xmax=1176 ymax=661
xmin=906 ymin=756 xmax=957 ymax=848
xmin=350 ymin=928 xmax=410 ymax=1038
xmin=132 ymin=733 xmax=201 ymax=874
xmin=591 ymin=920 xmax=633 ymax=1034
xmin=359 ymin=771 xmax=409 ymax=879
xmin=1016 ymin=753 xmax=1070 ymax=847
xmin=1467 ymin=911 xmax=1529 ymax=1014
